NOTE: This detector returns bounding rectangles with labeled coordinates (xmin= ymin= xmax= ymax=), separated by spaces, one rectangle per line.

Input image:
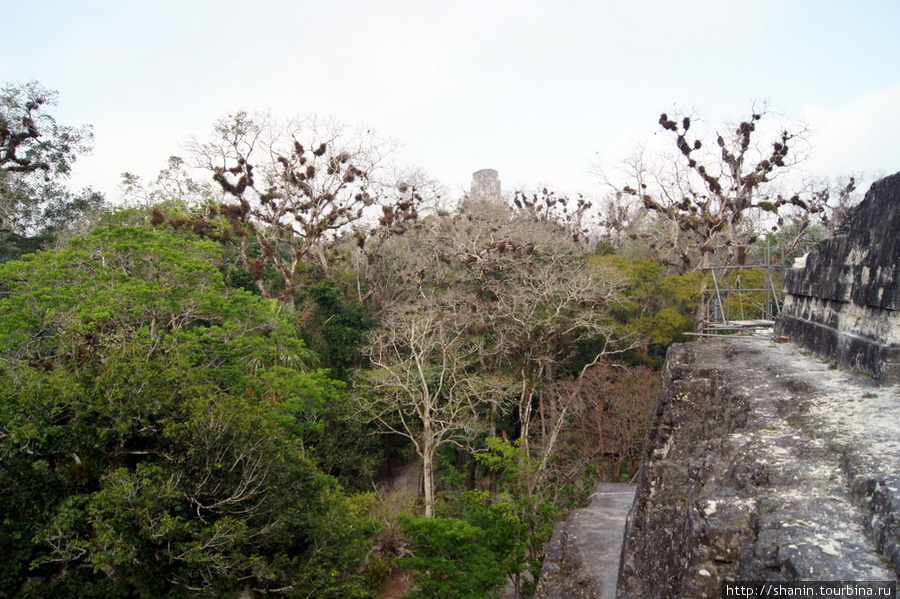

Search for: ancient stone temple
xmin=469 ymin=168 xmax=501 ymax=202
xmin=778 ymin=172 xmax=900 ymax=383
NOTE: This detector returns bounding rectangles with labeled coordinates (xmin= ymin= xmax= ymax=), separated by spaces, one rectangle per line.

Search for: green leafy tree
xmin=301 ymin=277 xmax=372 ymax=378
xmin=457 ymin=490 xmax=530 ymax=596
xmin=467 ymin=437 xmax=562 ymax=598
xmin=0 ymin=225 xmax=372 ymax=597
xmin=0 ymin=81 xmax=89 ymax=178
xmin=261 ymin=363 xmax=384 ymax=490
xmin=397 ymin=514 xmax=506 ymax=599
xmin=592 ymin=255 xmax=701 ymax=363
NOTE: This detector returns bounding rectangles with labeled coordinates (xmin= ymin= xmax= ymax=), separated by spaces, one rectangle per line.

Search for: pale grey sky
xmin=4 ymin=0 xmax=899 ymax=200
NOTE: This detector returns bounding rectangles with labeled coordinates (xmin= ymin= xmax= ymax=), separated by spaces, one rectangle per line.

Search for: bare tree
xmin=171 ymin=112 xmax=419 ymax=301
xmin=612 ymin=108 xmax=820 ymax=272
xmin=355 ymin=297 xmax=512 ymax=517
xmin=509 ymin=187 xmax=597 ymax=244
xmin=356 ymin=198 xmax=634 ymax=462
xmin=119 ymin=155 xmax=222 ymax=208
xmin=595 ymin=189 xmax=648 ymax=249
xmin=447 ymin=199 xmax=633 ymax=448
xmin=348 ymin=167 xmax=445 ymax=305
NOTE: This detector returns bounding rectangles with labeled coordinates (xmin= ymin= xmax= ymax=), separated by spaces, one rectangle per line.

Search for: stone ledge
xmin=778 ymin=312 xmax=900 ymax=384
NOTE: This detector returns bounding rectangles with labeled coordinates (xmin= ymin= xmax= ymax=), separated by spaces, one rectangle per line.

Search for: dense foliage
xmin=0 ymin=226 xmax=373 ymax=598
xmin=397 ymin=514 xmax=507 ymax=599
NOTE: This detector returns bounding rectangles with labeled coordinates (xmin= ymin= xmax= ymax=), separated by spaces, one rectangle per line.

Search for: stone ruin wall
xmin=777 ymin=171 xmax=900 ymax=383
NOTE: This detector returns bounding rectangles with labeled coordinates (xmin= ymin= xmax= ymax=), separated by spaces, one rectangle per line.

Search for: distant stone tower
xmin=469 ymin=169 xmax=501 ymax=202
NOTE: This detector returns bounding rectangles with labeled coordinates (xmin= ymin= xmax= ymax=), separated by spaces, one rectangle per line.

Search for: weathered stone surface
xmin=469 ymin=168 xmax=502 ymax=202
xmin=778 ymin=171 xmax=900 ymax=383
xmin=534 ymin=484 xmax=636 ymax=599
xmin=617 ymin=339 xmax=898 ymax=599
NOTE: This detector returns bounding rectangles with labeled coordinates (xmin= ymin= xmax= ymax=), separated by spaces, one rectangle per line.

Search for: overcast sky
xmin=4 ymin=0 xmax=899 ymax=201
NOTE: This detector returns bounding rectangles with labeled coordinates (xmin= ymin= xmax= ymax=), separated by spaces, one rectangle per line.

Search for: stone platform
xmin=617 ymin=338 xmax=898 ymax=599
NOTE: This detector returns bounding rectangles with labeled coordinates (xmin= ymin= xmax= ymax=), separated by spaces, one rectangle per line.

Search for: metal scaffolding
xmin=690 ymin=246 xmax=785 ymax=338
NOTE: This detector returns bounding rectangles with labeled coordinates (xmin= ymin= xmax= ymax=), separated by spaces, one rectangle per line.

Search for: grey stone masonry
xmin=617 ymin=339 xmax=898 ymax=599
xmin=777 ymin=171 xmax=900 ymax=383
xmin=470 ymin=168 xmax=501 ymax=202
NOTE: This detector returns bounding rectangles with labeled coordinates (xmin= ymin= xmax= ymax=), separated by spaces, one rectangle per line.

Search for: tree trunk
xmin=422 ymin=444 xmax=435 ymax=518
xmin=519 ymin=375 xmax=535 ymax=450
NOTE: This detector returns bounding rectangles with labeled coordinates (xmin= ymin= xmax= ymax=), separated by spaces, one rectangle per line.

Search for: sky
xmin=4 ymin=0 xmax=899 ymax=202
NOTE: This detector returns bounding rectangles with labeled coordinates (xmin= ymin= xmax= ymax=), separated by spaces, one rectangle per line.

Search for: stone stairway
xmin=534 ymin=483 xmax=637 ymax=599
